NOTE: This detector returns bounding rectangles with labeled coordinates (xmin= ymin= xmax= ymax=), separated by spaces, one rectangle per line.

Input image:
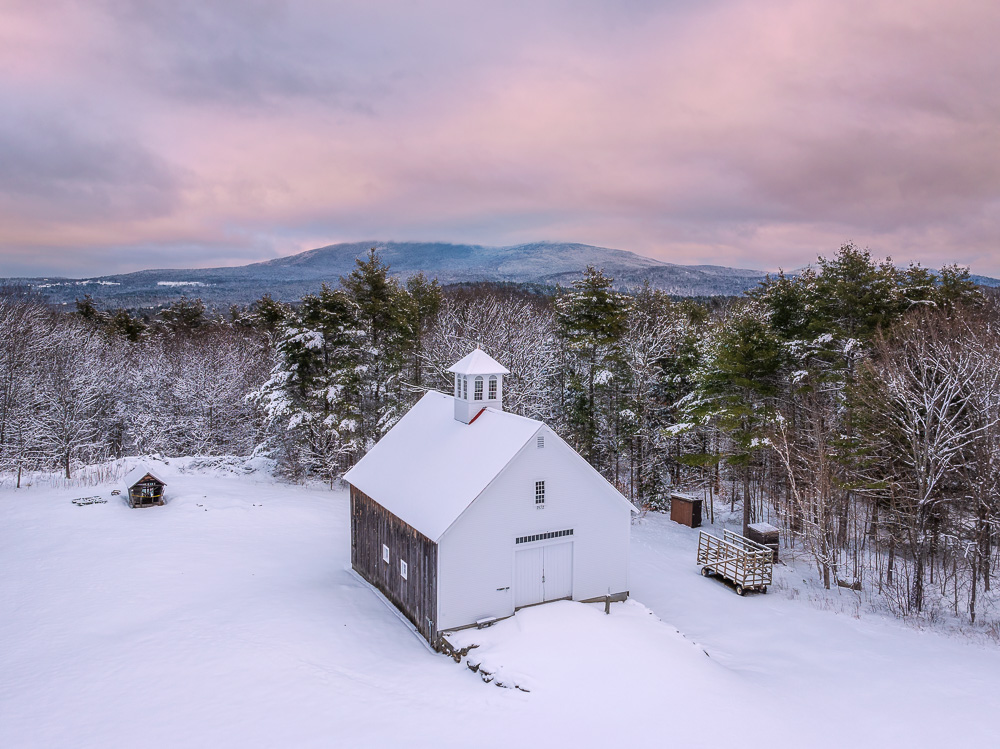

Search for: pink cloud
xmin=2 ymin=1 xmax=1000 ymax=276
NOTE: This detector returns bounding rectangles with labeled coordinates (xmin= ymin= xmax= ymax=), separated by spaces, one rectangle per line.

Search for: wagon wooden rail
xmin=697 ymin=529 xmax=773 ymax=595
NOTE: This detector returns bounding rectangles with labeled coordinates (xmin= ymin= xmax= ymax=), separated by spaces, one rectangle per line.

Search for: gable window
xmin=382 ymin=544 xmax=389 ymax=564
xmin=400 ymin=559 xmax=408 ymax=580
xmin=474 ymin=376 xmax=484 ymax=401
xmin=488 ymin=376 xmax=497 ymax=400
xmin=535 ymin=480 xmax=545 ymax=507
xmin=537 ymin=434 xmax=545 ymax=449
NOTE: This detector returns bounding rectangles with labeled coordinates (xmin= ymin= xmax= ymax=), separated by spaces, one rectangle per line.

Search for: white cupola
xmin=447 ymin=347 xmax=510 ymax=424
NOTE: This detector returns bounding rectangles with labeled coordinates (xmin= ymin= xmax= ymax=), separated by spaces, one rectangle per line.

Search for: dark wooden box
xmin=669 ymin=493 xmax=703 ymax=528
xmin=746 ymin=522 xmax=780 ymax=562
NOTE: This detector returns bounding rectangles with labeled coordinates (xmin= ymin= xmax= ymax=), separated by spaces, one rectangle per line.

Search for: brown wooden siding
xmin=350 ymin=485 xmax=438 ymax=644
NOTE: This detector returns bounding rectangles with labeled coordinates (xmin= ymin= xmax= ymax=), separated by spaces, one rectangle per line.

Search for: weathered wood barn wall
xmin=350 ymin=486 xmax=438 ymax=643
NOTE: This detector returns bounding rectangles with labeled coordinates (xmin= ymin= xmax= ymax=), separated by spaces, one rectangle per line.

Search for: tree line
xmin=0 ymin=290 xmax=269 ymax=485
xmin=2 ymin=245 xmax=996 ymax=623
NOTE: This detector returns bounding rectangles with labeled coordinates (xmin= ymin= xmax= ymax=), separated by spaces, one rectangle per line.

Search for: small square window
xmin=535 ymin=480 xmax=545 ymax=505
xmin=537 ymin=435 xmax=545 ymax=449
xmin=400 ymin=559 xmax=408 ymax=580
xmin=382 ymin=544 xmax=389 ymax=564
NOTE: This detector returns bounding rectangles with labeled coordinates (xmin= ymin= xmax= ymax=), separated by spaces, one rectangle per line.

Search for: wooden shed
xmin=746 ymin=522 xmax=780 ymax=562
xmin=123 ymin=465 xmax=167 ymax=508
xmin=344 ymin=349 xmax=636 ymax=648
xmin=670 ymin=492 xmax=703 ymax=528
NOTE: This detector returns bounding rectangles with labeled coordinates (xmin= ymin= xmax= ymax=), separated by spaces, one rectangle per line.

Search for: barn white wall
xmin=436 ymin=426 xmax=632 ymax=631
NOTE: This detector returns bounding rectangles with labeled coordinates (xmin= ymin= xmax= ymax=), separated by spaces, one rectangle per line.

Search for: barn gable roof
xmin=343 ymin=391 xmax=540 ymax=541
xmin=123 ymin=464 xmax=167 ymax=489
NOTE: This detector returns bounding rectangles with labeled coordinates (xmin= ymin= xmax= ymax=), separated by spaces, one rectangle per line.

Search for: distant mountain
xmin=4 ymin=241 xmax=776 ymax=307
xmin=10 ymin=240 xmax=995 ymax=309
xmin=970 ymin=274 xmax=1000 ymax=288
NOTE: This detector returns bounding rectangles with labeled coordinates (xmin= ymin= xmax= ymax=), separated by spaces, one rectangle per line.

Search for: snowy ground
xmin=2 ymin=461 xmax=999 ymax=748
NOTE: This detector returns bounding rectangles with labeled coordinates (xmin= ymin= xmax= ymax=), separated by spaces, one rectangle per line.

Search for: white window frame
xmin=462 ymin=377 xmax=468 ymax=400
xmin=535 ymin=480 xmax=545 ymax=508
xmin=537 ymin=434 xmax=545 ymax=449
xmin=488 ymin=376 xmax=498 ymax=400
xmin=382 ymin=544 xmax=389 ymax=564
xmin=400 ymin=559 xmax=408 ymax=580
xmin=474 ymin=376 xmax=484 ymax=401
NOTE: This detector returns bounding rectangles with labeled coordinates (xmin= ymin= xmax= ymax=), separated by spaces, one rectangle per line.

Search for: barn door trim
xmin=515 ymin=528 xmax=574 ymax=545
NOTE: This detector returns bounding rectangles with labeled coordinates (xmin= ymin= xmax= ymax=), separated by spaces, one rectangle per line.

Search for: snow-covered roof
xmin=670 ymin=492 xmax=700 ymax=501
xmin=123 ymin=464 xmax=167 ymax=488
xmin=343 ymin=391 xmax=540 ymax=541
xmin=447 ymin=348 xmax=510 ymax=376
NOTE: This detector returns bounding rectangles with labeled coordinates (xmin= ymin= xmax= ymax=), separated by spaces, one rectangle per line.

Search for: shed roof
xmin=123 ymin=464 xmax=167 ymax=488
xmin=343 ymin=391 xmax=540 ymax=541
xmin=447 ymin=348 xmax=510 ymax=376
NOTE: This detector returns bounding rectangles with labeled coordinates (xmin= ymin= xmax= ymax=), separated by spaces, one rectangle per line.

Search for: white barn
xmin=343 ymin=348 xmax=635 ymax=646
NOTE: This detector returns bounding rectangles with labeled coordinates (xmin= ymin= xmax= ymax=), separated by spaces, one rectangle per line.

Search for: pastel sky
xmin=2 ymin=0 xmax=1000 ymax=277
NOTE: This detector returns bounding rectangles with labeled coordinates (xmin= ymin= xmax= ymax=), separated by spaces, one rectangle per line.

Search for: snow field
xmin=1 ymin=463 xmax=999 ymax=747
xmin=631 ymin=514 xmax=1000 ymax=745
xmin=446 ymin=599 xmax=759 ymax=741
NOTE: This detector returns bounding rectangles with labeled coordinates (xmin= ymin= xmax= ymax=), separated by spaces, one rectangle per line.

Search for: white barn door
xmin=542 ymin=542 xmax=573 ymax=601
xmin=514 ymin=541 xmax=573 ymax=609
xmin=514 ymin=546 xmax=544 ymax=608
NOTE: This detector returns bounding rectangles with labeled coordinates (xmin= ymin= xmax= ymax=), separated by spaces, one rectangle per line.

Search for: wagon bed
xmin=697 ymin=529 xmax=773 ymax=595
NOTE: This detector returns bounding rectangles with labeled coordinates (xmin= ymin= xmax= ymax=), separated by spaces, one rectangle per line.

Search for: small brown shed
xmin=123 ymin=465 xmax=167 ymax=508
xmin=670 ymin=492 xmax=703 ymax=528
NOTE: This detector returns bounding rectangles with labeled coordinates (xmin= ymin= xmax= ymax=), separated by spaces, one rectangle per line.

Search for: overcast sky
xmin=2 ymin=0 xmax=1000 ymax=277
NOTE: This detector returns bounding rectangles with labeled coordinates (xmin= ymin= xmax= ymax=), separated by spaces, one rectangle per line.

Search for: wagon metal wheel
xmin=701 ymin=566 xmax=713 ymax=577
xmin=735 ymin=584 xmax=746 ymax=596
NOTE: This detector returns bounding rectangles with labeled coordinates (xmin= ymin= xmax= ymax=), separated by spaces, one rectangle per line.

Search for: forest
xmin=1 ymin=245 xmax=997 ymax=626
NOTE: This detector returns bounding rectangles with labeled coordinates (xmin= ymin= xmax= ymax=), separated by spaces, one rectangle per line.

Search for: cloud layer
xmin=2 ymin=0 xmax=999 ymax=276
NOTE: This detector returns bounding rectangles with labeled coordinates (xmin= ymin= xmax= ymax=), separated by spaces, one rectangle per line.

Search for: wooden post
xmin=604 ymin=595 xmax=611 ymax=615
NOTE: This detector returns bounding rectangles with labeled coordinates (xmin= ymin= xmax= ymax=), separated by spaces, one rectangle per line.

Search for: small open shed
xmin=123 ymin=465 xmax=167 ymax=508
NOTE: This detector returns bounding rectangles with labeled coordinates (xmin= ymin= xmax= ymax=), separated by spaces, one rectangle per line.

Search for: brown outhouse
xmin=670 ymin=492 xmax=703 ymax=528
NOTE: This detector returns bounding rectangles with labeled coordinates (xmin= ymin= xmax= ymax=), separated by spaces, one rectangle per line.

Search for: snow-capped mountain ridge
xmin=8 ymin=241 xmax=997 ymax=307
xmin=6 ymin=241 xmax=772 ymax=306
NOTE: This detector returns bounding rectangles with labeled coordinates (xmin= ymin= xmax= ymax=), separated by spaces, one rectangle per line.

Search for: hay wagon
xmin=697 ymin=529 xmax=773 ymax=595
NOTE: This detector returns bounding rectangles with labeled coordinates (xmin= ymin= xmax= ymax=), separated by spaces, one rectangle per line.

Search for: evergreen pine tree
xmin=555 ymin=266 xmax=629 ymax=464
xmin=342 ymin=249 xmax=417 ymax=449
xmin=404 ymin=272 xmax=443 ymax=388
xmin=254 ymin=284 xmax=362 ymax=484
